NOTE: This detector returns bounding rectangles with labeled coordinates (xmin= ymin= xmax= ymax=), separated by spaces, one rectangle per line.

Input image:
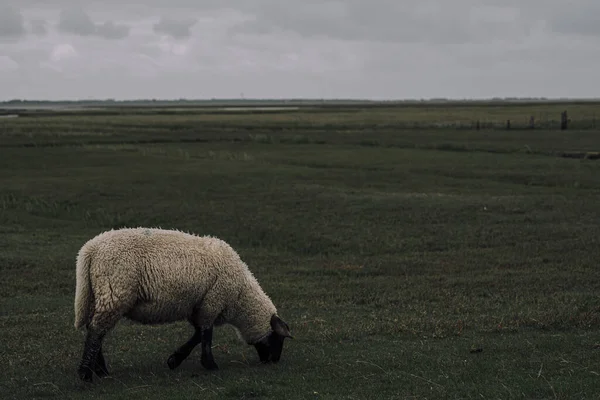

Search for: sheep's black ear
xmin=271 ymin=315 xmax=293 ymax=339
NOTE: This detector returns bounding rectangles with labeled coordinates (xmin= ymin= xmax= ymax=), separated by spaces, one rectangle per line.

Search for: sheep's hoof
xmin=78 ymin=366 xmax=94 ymax=383
xmin=167 ymin=354 xmax=183 ymax=370
xmin=201 ymin=357 xmax=219 ymax=371
xmin=94 ymin=367 xmax=110 ymax=378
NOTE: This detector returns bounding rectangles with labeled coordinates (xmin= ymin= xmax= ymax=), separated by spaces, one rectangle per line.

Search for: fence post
xmin=561 ymin=111 xmax=568 ymax=130
xmin=506 ymin=119 xmax=511 ymax=130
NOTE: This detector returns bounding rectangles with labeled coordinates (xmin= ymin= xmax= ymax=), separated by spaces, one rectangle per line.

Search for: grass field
xmin=1 ymin=102 xmax=600 ymax=399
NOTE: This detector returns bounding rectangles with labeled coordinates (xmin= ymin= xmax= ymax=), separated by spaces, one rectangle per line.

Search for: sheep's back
xmin=85 ymin=228 xmax=247 ymax=321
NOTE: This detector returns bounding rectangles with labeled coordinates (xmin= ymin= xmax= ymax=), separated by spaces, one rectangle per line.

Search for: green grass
xmin=1 ymin=103 xmax=600 ymax=399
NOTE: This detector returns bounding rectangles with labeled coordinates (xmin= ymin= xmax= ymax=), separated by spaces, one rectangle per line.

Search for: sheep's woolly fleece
xmin=74 ymin=227 xmax=278 ymax=344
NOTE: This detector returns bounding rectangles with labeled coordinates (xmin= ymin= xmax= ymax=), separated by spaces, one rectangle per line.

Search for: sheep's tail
xmin=74 ymin=246 xmax=95 ymax=330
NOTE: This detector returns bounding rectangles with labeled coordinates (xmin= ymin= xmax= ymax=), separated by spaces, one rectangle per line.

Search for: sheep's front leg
xmin=200 ymin=326 xmax=218 ymax=370
xmin=167 ymin=328 xmax=202 ymax=370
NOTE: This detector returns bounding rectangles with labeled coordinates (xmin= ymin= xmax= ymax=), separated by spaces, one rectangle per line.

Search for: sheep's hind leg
xmin=78 ymin=288 xmax=134 ymax=383
xmin=78 ymin=331 xmax=109 ymax=380
xmin=78 ymin=328 xmax=107 ymax=383
xmin=94 ymin=345 xmax=109 ymax=377
xmin=167 ymin=327 xmax=202 ymax=370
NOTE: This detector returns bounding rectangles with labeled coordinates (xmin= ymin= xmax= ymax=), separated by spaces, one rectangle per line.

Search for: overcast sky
xmin=1 ymin=1 xmax=599 ymax=100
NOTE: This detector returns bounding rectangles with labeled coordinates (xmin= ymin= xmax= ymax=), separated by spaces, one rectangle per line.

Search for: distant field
xmin=2 ymin=99 xmax=600 ymax=129
xmin=1 ymin=102 xmax=600 ymax=399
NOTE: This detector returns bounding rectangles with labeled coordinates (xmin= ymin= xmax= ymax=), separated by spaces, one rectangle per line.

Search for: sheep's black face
xmin=254 ymin=315 xmax=293 ymax=364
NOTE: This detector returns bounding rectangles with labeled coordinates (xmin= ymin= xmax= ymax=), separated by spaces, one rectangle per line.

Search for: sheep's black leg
xmin=167 ymin=328 xmax=203 ymax=370
xmin=94 ymin=346 xmax=109 ymax=377
xmin=200 ymin=326 xmax=218 ymax=370
xmin=78 ymin=330 xmax=105 ymax=383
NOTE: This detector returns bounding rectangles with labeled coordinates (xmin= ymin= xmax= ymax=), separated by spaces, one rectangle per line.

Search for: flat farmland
xmin=1 ymin=102 xmax=600 ymax=399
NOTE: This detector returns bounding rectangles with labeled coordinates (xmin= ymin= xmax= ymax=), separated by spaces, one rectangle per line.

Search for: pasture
xmin=1 ymin=102 xmax=600 ymax=399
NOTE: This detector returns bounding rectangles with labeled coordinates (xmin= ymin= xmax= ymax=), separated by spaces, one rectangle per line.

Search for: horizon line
xmin=2 ymin=96 xmax=600 ymax=104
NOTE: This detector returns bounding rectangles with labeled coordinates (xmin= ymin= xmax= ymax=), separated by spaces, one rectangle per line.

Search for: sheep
xmin=73 ymin=227 xmax=293 ymax=383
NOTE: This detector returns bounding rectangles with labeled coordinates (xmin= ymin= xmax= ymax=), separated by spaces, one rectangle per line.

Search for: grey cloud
xmin=18 ymin=0 xmax=599 ymax=43
xmin=30 ymin=20 xmax=48 ymax=36
xmin=4 ymin=0 xmax=600 ymax=101
xmin=6 ymin=48 xmax=47 ymax=68
xmin=58 ymin=8 xmax=130 ymax=39
xmin=0 ymin=6 xmax=26 ymax=38
xmin=96 ymin=21 xmax=130 ymax=40
xmin=0 ymin=56 xmax=19 ymax=71
xmin=231 ymin=1 xmax=527 ymax=44
xmin=548 ymin=2 xmax=600 ymax=37
xmin=58 ymin=9 xmax=96 ymax=36
xmin=153 ymin=17 xmax=197 ymax=39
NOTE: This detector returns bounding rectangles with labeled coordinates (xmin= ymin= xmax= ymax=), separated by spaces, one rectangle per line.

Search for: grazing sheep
xmin=74 ymin=227 xmax=293 ymax=383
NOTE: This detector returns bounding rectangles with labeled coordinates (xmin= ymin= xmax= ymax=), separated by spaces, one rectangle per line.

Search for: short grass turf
xmin=1 ymin=103 xmax=600 ymax=399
